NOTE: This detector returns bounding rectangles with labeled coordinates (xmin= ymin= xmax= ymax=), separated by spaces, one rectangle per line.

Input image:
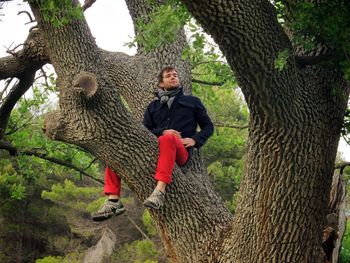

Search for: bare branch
xmin=126 ymin=214 xmax=150 ymax=240
xmin=82 ymin=0 xmax=96 ymax=11
xmin=192 ymin=78 xmax=224 ymax=86
xmin=18 ymin=10 xmax=35 ymax=24
xmin=0 ymin=140 xmax=104 ymax=185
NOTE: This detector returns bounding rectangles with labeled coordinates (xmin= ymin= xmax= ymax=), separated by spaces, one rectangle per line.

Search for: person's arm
xmin=191 ymin=98 xmax=214 ymax=148
xmin=143 ymin=103 xmax=165 ymax=137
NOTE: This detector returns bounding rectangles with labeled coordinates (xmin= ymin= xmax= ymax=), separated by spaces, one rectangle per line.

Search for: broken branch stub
xmin=73 ymin=72 xmax=98 ymax=98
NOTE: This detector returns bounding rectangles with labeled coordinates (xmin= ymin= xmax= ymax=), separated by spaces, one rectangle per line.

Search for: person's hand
xmin=181 ymin=138 xmax=196 ymax=148
xmin=162 ymin=129 xmax=181 ymax=138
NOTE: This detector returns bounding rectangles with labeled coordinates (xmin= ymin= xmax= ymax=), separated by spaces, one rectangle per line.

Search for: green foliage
xmin=114 ymin=239 xmax=158 ymax=263
xmin=339 ymin=219 xmax=350 ymax=262
xmin=0 ymin=169 xmax=26 ymax=200
xmin=42 ymin=179 xmax=100 ymax=213
xmin=0 ymin=160 xmax=73 ymax=262
xmin=274 ymin=49 xmax=290 ymax=71
xmin=275 ymin=1 xmax=350 ymax=77
xmin=193 ymin=84 xmax=248 ymax=210
xmin=342 ymin=108 xmax=350 ymax=145
xmin=26 ymin=0 xmax=83 ymax=27
xmin=35 ymin=252 xmax=82 ymax=263
xmin=142 ymin=210 xmax=157 ymax=237
xmin=126 ymin=0 xmax=190 ymax=51
xmin=5 ymin=82 xmax=100 ymax=185
xmin=0 ymin=78 xmax=102 ymax=261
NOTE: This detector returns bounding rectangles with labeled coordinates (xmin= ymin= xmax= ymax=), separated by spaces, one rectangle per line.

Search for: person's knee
xmin=159 ymin=134 xmax=177 ymax=144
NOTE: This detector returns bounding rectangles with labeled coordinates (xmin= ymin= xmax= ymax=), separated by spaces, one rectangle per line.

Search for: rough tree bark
xmin=27 ymin=1 xmax=232 ymax=262
xmin=1 ymin=0 xmax=349 ymax=262
xmin=180 ymin=1 xmax=349 ymax=262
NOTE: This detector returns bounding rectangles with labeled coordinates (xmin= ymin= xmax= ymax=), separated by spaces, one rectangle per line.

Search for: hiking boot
xmin=143 ymin=189 xmax=165 ymax=209
xmin=92 ymin=199 xmax=125 ymax=222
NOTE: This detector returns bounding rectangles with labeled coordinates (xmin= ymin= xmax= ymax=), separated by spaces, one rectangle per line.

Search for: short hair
xmin=158 ymin=66 xmax=177 ymax=84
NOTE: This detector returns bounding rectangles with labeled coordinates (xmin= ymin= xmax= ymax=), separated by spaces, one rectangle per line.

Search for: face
xmin=160 ymin=70 xmax=180 ymax=90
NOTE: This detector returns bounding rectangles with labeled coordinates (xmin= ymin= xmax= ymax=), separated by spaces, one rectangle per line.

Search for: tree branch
xmin=214 ymin=121 xmax=248 ymax=130
xmin=335 ymin=162 xmax=350 ymax=174
xmin=295 ymin=53 xmax=336 ymax=67
xmin=18 ymin=10 xmax=35 ymax=24
xmin=0 ymin=71 xmax=36 ymax=139
xmin=0 ymin=140 xmax=103 ymax=185
xmin=82 ymin=0 xmax=96 ymax=11
xmin=0 ymin=30 xmax=48 ymax=80
xmin=192 ymin=78 xmax=224 ymax=86
xmin=0 ymin=78 xmax=14 ymax=101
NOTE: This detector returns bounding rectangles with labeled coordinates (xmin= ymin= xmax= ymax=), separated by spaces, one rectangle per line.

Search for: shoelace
xmin=98 ymin=202 xmax=117 ymax=217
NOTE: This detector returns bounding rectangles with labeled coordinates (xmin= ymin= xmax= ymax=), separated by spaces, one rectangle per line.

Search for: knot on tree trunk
xmin=73 ymin=72 xmax=98 ymax=98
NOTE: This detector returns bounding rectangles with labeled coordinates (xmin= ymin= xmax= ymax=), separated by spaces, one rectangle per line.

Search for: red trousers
xmin=104 ymin=134 xmax=189 ymax=196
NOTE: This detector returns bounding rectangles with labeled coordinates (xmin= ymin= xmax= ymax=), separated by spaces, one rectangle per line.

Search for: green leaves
xmin=114 ymin=240 xmax=158 ymax=263
xmin=142 ymin=210 xmax=157 ymax=237
xmin=126 ymin=0 xmax=190 ymax=51
xmin=27 ymin=0 xmax=84 ymax=27
xmin=274 ymin=49 xmax=290 ymax=71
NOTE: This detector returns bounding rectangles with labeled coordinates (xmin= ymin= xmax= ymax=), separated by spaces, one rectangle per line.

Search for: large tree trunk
xmin=181 ymin=1 xmax=349 ymax=262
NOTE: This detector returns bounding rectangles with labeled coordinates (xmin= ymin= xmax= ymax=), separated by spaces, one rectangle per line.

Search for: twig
xmin=17 ymin=10 xmax=35 ymax=24
xmin=126 ymin=214 xmax=150 ymax=240
xmin=83 ymin=158 xmax=98 ymax=170
xmin=5 ymin=109 xmax=36 ymax=136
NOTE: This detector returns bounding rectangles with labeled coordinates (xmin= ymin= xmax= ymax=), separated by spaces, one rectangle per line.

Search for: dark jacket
xmin=143 ymin=88 xmax=214 ymax=148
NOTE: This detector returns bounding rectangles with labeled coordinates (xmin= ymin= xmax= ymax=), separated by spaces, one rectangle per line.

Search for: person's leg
xmin=92 ymin=167 xmax=125 ymax=221
xmin=144 ymin=134 xmax=188 ymax=209
xmin=104 ymin=166 xmax=121 ymax=198
xmin=154 ymin=134 xmax=188 ymax=185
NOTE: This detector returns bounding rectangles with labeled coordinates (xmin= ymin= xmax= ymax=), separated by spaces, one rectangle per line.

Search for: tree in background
xmin=0 ymin=0 xmax=349 ymax=262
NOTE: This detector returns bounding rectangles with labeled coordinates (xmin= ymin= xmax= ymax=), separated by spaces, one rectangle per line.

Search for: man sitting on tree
xmin=92 ymin=66 xmax=214 ymax=222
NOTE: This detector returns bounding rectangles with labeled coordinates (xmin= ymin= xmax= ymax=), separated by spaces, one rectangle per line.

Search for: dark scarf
xmin=158 ymin=87 xmax=181 ymax=108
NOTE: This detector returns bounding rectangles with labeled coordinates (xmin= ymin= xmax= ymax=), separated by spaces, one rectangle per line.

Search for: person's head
xmin=158 ymin=66 xmax=180 ymax=90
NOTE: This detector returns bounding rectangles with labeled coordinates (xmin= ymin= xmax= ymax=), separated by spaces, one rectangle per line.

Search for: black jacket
xmin=143 ymin=88 xmax=214 ymax=148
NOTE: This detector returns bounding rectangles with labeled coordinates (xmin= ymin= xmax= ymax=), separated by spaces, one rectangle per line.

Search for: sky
xmin=0 ymin=0 xmax=349 ymax=161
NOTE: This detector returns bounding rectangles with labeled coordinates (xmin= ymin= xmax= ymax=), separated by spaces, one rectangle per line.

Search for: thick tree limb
xmin=0 ymin=30 xmax=48 ymax=80
xmin=0 ymin=140 xmax=103 ymax=184
xmin=0 ymin=71 xmax=35 ymax=139
xmin=180 ymin=0 xmax=302 ymax=123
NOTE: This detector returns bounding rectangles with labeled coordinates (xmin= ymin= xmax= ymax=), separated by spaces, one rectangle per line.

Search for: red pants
xmin=104 ymin=134 xmax=189 ymax=195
